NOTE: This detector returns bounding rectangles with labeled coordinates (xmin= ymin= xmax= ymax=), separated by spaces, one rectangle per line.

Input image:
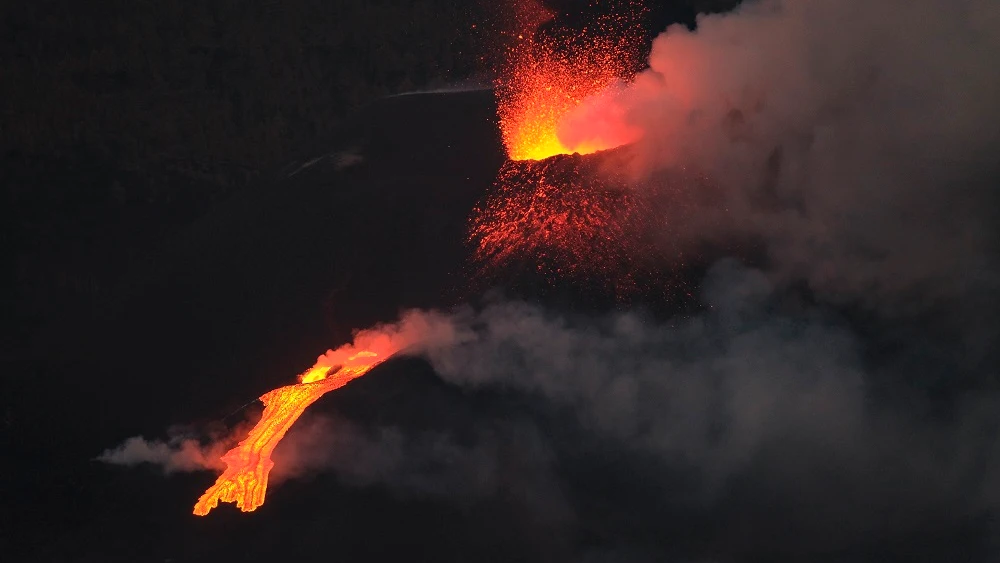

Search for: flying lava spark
xmin=193 ymin=346 xmax=396 ymax=515
xmin=471 ymin=0 xmax=664 ymax=294
xmin=496 ymin=0 xmax=646 ymax=161
xmin=469 ymin=154 xmax=663 ymax=295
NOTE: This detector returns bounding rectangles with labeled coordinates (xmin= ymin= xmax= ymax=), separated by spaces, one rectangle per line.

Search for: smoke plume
xmin=97 ymin=258 xmax=1000 ymax=553
xmin=95 ymin=430 xmax=227 ymax=473
xmin=560 ymin=0 xmax=1000 ymax=313
xmin=96 ymin=1 xmax=998 ymax=556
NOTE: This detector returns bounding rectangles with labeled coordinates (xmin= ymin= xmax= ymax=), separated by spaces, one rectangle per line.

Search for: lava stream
xmin=193 ymin=351 xmax=387 ymax=515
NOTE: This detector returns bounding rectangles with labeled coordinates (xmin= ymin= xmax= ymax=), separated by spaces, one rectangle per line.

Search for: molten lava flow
xmin=496 ymin=0 xmax=646 ymax=161
xmin=193 ymin=350 xmax=389 ymax=515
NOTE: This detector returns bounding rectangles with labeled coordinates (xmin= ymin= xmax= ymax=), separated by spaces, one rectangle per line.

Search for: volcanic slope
xmin=9 ymin=90 xmax=509 ymax=561
xmin=13 ymin=88 xmax=728 ymax=563
xmin=9 ymin=87 xmax=994 ymax=563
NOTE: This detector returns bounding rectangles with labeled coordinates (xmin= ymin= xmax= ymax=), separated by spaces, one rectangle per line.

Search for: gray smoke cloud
xmin=408 ymin=261 xmax=1000 ymax=554
xmin=561 ymin=0 xmax=1000 ymax=314
xmin=95 ymin=431 xmax=226 ymax=473
xmin=420 ymin=262 xmax=999 ymax=490
xmin=270 ymin=412 xmax=573 ymax=525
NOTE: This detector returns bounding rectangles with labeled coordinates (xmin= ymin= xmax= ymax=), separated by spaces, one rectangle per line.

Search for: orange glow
xmin=193 ymin=350 xmax=391 ymax=515
xmin=496 ymin=0 xmax=645 ymax=161
xmin=470 ymin=1 xmax=661 ymax=293
xmin=469 ymin=155 xmax=656 ymax=294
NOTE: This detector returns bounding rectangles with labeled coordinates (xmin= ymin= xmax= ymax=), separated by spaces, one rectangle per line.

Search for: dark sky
xmin=5 ymin=1 xmax=1000 ymax=562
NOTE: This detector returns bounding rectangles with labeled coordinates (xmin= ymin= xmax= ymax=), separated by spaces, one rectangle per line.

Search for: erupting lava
xmin=193 ymin=0 xmax=662 ymax=517
xmin=470 ymin=0 xmax=664 ymax=294
xmin=194 ymin=347 xmax=395 ymax=515
xmin=469 ymin=154 xmax=661 ymax=294
xmin=496 ymin=0 xmax=645 ymax=161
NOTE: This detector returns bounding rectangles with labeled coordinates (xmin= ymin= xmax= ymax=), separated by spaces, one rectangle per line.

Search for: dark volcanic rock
xmin=9 ymin=90 xmax=512 ymax=561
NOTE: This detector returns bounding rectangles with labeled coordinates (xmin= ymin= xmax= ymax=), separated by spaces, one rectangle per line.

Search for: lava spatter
xmin=468 ymin=152 xmax=678 ymax=297
xmin=496 ymin=0 xmax=647 ymax=161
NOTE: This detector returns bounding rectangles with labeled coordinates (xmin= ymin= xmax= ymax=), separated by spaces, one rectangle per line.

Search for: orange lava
xmin=496 ymin=0 xmax=645 ymax=161
xmin=193 ymin=350 xmax=389 ymax=515
xmin=470 ymin=1 xmax=661 ymax=293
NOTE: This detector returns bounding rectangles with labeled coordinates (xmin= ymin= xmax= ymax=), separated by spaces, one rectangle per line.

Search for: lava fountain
xmin=496 ymin=0 xmax=646 ymax=161
xmin=471 ymin=0 xmax=666 ymax=295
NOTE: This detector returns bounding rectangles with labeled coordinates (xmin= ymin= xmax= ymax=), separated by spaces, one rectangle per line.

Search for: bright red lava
xmin=496 ymin=0 xmax=646 ymax=161
xmin=472 ymin=1 xmax=661 ymax=294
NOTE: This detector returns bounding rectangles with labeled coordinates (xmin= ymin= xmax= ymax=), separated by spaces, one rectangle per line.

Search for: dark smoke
xmin=270 ymin=412 xmax=572 ymax=525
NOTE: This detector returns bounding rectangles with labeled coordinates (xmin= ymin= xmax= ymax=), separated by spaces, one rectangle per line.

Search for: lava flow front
xmin=193 ymin=349 xmax=390 ymax=515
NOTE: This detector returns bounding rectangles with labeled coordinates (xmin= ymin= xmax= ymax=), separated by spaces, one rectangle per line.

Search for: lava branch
xmin=193 ymin=351 xmax=387 ymax=516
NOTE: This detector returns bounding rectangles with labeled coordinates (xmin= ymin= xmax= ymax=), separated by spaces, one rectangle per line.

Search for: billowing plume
xmin=559 ymin=0 xmax=1000 ymax=309
xmin=216 ymin=262 xmax=1000 ymax=550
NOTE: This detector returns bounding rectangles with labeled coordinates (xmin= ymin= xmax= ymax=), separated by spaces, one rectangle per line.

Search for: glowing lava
xmin=194 ymin=350 xmax=390 ymax=515
xmin=496 ymin=0 xmax=646 ymax=161
xmin=469 ymin=152 xmax=680 ymax=296
xmin=470 ymin=1 xmax=663 ymax=293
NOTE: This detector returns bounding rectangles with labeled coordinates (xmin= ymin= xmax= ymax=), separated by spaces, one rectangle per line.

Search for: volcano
xmin=8 ymin=90 xmax=506 ymax=561
xmin=8 ymin=84 xmax=995 ymax=563
xmin=6 ymin=89 xmax=707 ymax=562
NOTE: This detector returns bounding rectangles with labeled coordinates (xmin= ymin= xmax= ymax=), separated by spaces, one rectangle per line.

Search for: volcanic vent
xmin=469 ymin=0 xmax=696 ymax=299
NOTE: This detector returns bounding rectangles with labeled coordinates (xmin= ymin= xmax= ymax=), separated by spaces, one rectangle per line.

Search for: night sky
xmin=5 ymin=1 xmax=1000 ymax=562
